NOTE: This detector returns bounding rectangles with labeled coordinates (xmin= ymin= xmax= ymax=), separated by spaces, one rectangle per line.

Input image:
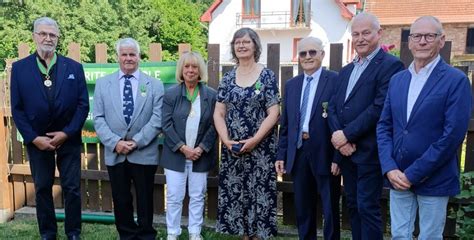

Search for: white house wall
xmin=208 ymin=0 xmax=354 ymax=67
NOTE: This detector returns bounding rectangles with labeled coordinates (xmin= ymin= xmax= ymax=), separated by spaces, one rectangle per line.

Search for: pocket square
xmin=67 ymin=74 xmax=75 ymax=79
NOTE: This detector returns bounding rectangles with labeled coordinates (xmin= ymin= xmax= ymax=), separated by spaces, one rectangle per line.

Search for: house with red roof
xmin=364 ymin=0 xmax=474 ymax=67
xmin=201 ymin=0 xmax=361 ymax=66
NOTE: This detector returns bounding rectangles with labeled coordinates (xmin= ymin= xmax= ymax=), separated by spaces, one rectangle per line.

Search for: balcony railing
xmin=236 ymin=11 xmax=311 ymax=29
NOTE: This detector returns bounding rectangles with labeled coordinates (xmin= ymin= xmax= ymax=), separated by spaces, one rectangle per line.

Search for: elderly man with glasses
xmin=10 ymin=17 xmax=89 ymax=240
xmin=276 ymin=36 xmax=341 ymax=240
xmin=377 ymin=16 xmax=472 ymax=239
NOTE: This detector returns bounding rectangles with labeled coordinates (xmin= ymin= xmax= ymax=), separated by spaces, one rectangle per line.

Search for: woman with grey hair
xmin=214 ymin=27 xmax=280 ymax=240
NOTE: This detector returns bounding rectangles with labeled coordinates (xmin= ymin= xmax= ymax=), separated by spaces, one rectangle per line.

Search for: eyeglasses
xmin=234 ymin=40 xmax=252 ymax=46
xmin=409 ymin=33 xmax=440 ymax=43
xmin=35 ymin=31 xmax=59 ymax=40
xmin=298 ymin=50 xmax=320 ymax=58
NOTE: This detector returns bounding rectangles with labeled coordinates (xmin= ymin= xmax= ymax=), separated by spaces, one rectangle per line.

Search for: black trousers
xmin=292 ymin=141 xmax=336 ymax=240
xmin=107 ymin=160 xmax=157 ymax=240
xmin=27 ymin=141 xmax=82 ymax=240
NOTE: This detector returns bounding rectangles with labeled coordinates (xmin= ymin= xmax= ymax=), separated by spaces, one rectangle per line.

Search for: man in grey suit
xmin=93 ymin=38 xmax=164 ymax=240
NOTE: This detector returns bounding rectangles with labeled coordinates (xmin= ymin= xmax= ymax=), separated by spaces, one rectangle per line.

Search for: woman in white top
xmin=161 ymin=51 xmax=217 ymax=240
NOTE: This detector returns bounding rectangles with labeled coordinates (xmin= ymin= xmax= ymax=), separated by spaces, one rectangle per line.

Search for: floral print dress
xmin=216 ymin=67 xmax=279 ymax=239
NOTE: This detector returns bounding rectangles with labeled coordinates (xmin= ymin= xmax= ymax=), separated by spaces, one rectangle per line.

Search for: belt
xmin=302 ymin=132 xmax=310 ymax=140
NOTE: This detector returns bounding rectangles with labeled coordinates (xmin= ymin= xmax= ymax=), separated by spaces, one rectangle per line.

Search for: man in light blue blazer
xmin=93 ymin=38 xmax=164 ymax=240
xmin=377 ymin=16 xmax=472 ymax=239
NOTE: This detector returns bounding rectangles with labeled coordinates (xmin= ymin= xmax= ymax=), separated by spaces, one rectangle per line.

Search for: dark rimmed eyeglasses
xmin=298 ymin=49 xmax=321 ymax=58
xmin=35 ymin=31 xmax=59 ymax=40
xmin=409 ymin=33 xmax=440 ymax=43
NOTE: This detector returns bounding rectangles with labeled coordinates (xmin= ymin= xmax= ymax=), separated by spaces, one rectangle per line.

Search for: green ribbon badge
xmin=322 ymin=102 xmax=328 ymax=118
xmin=140 ymin=85 xmax=147 ymax=97
xmin=255 ymin=81 xmax=262 ymax=95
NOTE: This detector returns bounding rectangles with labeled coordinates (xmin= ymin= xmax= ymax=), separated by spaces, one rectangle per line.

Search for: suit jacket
xmin=377 ymin=59 xmax=472 ymax=196
xmin=93 ymin=70 xmax=164 ymax=166
xmin=161 ymin=83 xmax=217 ymax=172
xmin=328 ymin=49 xmax=404 ymax=164
xmin=277 ymin=69 xmax=338 ymax=175
xmin=11 ymin=53 xmax=89 ymax=144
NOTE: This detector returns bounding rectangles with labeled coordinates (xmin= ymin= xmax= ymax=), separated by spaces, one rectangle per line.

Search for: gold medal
xmin=141 ymin=92 xmax=146 ymax=97
xmin=322 ymin=112 xmax=328 ymax=118
xmin=44 ymin=79 xmax=52 ymax=87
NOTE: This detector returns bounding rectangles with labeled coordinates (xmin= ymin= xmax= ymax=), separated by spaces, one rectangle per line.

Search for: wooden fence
xmin=0 ymin=41 xmax=473 ymax=238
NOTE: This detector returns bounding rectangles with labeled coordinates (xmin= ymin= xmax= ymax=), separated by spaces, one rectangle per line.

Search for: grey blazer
xmin=93 ymin=70 xmax=164 ymax=166
xmin=161 ymin=83 xmax=217 ymax=172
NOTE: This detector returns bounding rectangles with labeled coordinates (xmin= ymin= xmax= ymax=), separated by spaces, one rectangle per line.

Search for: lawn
xmin=0 ymin=218 xmax=300 ymax=240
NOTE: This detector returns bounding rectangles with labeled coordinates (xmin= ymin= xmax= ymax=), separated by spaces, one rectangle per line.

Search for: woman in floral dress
xmin=214 ymin=27 xmax=280 ymax=240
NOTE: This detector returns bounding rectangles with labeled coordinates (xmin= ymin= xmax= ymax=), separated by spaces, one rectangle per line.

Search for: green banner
xmin=82 ymin=62 xmax=177 ymax=143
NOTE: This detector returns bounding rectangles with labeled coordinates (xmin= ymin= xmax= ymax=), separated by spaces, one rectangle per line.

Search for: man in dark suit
xmin=276 ymin=37 xmax=340 ymax=240
xmin=377 ymin=16 xmax=472 ymax=239
xmin=10 ymin=17 xmax=89 ymax=240
xmin=327 ymin=13 xmax=404 ymax=240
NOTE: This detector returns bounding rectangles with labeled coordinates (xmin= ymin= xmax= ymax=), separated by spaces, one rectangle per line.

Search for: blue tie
xmin=123 ymin=75 xmax=134 ymax=125
xmin=297 ymin=76 xmax=313 ymax=148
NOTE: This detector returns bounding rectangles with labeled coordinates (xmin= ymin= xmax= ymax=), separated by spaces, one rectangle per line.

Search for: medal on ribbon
xmin=36 ymin=53 xmax=57 ymax=88
xmin=140 ymin=85 xmax=147 ymax=97
xmin=322 ymin=102 xmax=328 ymax=118
xmin=254 ymin=81 xmax=262 ymax=95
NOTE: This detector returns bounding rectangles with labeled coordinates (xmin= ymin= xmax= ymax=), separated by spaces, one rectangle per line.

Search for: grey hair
xmin=411 ymin=16 xmax=444 ymax=34
xmin=115 ymin=38 xmax=141 ymax=56
xmin=350 ymin=12 xmax=381 ymax=31
xmin=297 ymin=37 xmax=324 ymax=52
xmin=33 ymin=17 xmax=60 ymax=35
xmin=230 ymin=27 xmax=262 ymax=64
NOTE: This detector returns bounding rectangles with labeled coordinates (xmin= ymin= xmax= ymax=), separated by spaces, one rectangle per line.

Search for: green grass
xmin=0 ymin=219 xmax=299 ymax=240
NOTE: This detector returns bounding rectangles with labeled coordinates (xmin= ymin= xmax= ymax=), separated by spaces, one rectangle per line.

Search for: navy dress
xmin=216 ymin=67 xmax=279 ymax=239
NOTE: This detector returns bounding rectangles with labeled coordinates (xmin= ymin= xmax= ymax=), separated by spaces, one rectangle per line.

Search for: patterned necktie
xmin=297 ymin=76 xmax=313 ymax=148
xmin=123 ymin=75 xmax=134 ymax=125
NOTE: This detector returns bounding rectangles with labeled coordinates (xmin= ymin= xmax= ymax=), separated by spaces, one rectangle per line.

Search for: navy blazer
xmin=11 ymin=53 xmax=89 ymax=144
xmin=377 ymin=59 xmax=472 ymax=196
xmin=277 ymin=69 xmax=338 ymax=175
xmin=328 ymin=49 xmax=404 ymax=164
xmin=161 ymin=83 xmax=217 ymax=172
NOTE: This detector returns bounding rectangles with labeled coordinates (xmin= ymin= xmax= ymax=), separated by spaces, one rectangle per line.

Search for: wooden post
xmin=149 ymin=43 xmax=162 ymax=62
xmin=267 ymin=43 xmax=280 ymax=83
xmin=0 ymin=111 xmax=13 ymax=222
xmin=329 ymin=43 xmax=343 ymax=72
xmin=178 ymin=43 xmax=191 ymax=56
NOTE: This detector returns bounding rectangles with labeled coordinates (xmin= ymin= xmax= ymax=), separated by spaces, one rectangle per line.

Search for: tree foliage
xmin=0 ymin=0 xmax=211 ymax=69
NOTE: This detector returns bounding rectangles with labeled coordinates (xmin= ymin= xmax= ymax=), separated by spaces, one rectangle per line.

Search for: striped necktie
xmin=297 ymin=76 xmax=313 ymax=148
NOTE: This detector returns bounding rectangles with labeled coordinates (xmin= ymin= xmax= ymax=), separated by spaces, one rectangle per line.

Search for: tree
xmin=0 ymin=0 xmax=210 ymax=69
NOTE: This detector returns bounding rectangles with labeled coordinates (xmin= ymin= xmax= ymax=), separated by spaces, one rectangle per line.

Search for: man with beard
xmin=10 ymin=17 xmax=89 ymax=240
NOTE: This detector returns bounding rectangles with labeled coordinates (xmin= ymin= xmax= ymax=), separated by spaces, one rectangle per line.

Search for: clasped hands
xmin=331 ymin=130 xmax=356 ymax=156
xmin=179 ymin=145 xmax=204 ymax=161
xmin=386 ymin=169 xmax=412 ymax=190
xmin=223 ymin=137 xmax=259 ymax=154
xmin=115 ymin=140 xmax=137 ymax=155
xmin=32 ymin=131 xmax=68 ymax=151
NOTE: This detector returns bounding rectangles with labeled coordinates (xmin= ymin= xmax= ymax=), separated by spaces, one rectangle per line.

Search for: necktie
xmin=297 ymin=76 xmax=313 ymax=148
xmin=123 ymin=75 xmax=134 ymax=125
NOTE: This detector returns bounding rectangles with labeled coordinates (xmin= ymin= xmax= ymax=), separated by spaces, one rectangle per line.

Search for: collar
xmin=304 ymin=67 xmax=322 ymax=82
xmin=408 ymin=55 xmax=441 ymax=76
xmin=353 ymin=47 xmax=381 ymax=64
xmin=119 ymin=69 xmax=140 ymax=80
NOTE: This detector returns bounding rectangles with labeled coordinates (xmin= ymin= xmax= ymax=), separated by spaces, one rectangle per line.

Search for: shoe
xmin=189 ymin=234 xmax=203 ymax=240
xmin=167 ymin=234 xmax=178 ymax=240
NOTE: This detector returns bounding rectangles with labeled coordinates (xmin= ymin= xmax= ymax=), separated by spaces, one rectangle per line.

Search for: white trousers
xmin=165 ymin=162 xmax=208 ymax=235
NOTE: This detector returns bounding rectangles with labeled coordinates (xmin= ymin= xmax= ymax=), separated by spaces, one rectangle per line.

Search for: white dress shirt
xmin=300 ymin=67 xmax=322 ymax=133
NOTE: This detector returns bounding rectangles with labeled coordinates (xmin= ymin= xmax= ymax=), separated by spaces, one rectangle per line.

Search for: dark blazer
xmin=377 ymin=59 xmax=472 ymax=196
xmin=328 ymin=49 xmax=404 ymax=164
xmin=10 ymin=53 xmax=89 ymax=144
xmin=277 ymin=69 xmax=338 ymax=175
xmin=161 ymin=83 xmax=217 ymax=172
